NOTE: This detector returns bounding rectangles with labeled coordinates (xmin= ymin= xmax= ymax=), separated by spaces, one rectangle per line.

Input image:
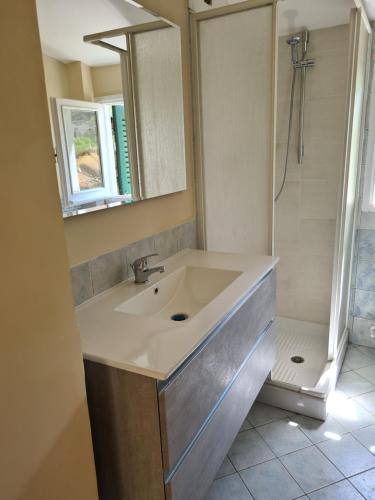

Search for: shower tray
xmin=258 ymin=316 xmax=348 ymax=420
xmin=271 ymin=317 xmax=328 ymax=389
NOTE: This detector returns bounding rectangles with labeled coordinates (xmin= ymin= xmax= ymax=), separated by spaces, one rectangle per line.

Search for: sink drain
xmin=291 ymin=356 xmax=305 ymax=364
xmin=171 ymin=313 xmax=189 ymax=322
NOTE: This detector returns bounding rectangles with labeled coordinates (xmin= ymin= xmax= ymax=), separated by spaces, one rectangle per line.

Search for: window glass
xmin=62 ymin=107 xmax=104 ymax=191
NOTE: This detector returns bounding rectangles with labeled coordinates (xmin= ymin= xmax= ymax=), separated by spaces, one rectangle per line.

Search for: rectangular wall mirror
xmin=36 ymin=0 xmax=187 ymax=217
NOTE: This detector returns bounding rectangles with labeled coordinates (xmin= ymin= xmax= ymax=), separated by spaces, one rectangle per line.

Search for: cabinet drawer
xmin=165 ymin=322 xmax=276 ymax=500
xmin=158 ymin=271 xmax=276 ymax=472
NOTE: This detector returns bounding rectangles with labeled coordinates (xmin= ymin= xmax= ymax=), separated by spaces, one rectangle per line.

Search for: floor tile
xmin=354 ymin=391 xmax=375 ymax=415
xmin=216 ymin=456 xmax=236 ymax=479
xmin=247 ymin=402 xmax=293 ymax=427
xmin=336 ymin=371 xmax=375 ymax=398
xmin=205 ymin=473 xmax=253 ymax=500
xmin=288 ymin=414 xmax=347 ymax=444
xmin=256 ymin=419 xmax=312 ymax=456
xmin=317 ymin=434 xmax=375 ymax=477
xmin=357 ymin=346 xmax=375 ymax=362
xmin=352 ymin=424 xmax=375 ymax=454
xmin=342 ymin=347 xmax=375 ymax=371
xmin=240 ymin=458 xmax=303 ymax=500
xmin=308 ymin=479 xmax=363 ymax=499
xmin=280 ymin=446 xmax=343 ymax=493
xmin=356 ymin=365 xmax=375 ymax=384
xmin=240 ymin=418 xmax=253 ymax=432
xmin=341 ymin=363 xmax=352 ymax=373
xmin=228 ymin=429 xmax=275 ymax=471
xmin=328 ymin=393 xmax=375 ymax=431
xmin=349 ymin=468 xmax=375 ymax=499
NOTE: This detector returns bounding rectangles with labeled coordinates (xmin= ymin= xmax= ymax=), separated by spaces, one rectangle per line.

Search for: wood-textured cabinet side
xmin=159 ymin=271 xmax=276 ymax=472
xmin=84 ymin=361 xmax=165 ymax=500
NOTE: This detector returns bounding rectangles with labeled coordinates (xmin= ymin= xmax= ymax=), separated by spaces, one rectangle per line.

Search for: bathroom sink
xmin=116 ymin=265 xmax=242 ymax=321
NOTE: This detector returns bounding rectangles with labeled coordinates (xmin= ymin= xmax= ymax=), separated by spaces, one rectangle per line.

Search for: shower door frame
xmin=328 ymin=6 xmax=372 ymax=361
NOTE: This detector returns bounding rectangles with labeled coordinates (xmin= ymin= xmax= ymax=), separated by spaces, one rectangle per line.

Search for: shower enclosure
xmin=191 ymin=0 xmax=371 ymax=419
xmin=259 ymin=6 xmax=372 ymax=419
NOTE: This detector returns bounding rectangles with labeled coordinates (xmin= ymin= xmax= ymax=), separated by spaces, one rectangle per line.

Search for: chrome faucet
xmin=131 ymin=253 xmax=165 ymax=284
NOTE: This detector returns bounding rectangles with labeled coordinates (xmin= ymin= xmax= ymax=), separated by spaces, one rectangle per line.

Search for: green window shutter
xmin=112 ymin=105 xmax=131 ymax=195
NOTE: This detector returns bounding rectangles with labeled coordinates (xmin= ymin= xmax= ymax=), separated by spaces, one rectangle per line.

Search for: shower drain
xmin=291 ymin=355 xmax=305 ymax=364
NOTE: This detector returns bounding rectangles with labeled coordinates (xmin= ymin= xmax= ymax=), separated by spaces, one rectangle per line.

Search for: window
xmin=51 ymin=97 xmax=132 ymax=211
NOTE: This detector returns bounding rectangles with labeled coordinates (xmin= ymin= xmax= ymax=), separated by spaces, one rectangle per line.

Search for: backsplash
xmin=70 ymin=220 xmax=197 ymax=306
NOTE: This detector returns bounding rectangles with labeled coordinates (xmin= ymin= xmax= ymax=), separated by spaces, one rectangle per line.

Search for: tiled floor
xmin=205 ymin=344 xmax=375 ymax=500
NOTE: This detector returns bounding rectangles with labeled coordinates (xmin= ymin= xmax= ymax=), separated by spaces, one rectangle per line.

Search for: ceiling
xmin=36 ymin=0 xmax=155 ymax=66
xmin=278 ymin=0 xmax=355 ymax=36
xmin=364 ymin=0 xmax=375 ymax=19
xmin=190 ymin=0 xmax=375 ymax=31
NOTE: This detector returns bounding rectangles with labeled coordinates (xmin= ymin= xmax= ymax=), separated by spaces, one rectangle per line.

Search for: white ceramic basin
xmin=116 ymin=265 xmax=242 ymax=321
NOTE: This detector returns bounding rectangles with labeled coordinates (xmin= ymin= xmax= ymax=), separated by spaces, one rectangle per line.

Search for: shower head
xmin=287 ymin=34 xmax=301 ymax=65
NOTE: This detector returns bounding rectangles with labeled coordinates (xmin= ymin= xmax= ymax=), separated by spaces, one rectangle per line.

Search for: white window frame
xmin=362 ymin=74 xmax=375 ymax=212
xmin=51 ymin=98 xmax=118 ymax=209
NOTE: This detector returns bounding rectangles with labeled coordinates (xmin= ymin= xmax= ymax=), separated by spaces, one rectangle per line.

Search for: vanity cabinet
xmin=84 ymin=270 xmax=276 ymax=500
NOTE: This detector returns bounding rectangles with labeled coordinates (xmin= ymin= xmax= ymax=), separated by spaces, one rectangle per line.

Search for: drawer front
xmin=165 ymin=323 xmax=276 ymax=500
xmin=159 ymin=271 xmax=276 ymax=472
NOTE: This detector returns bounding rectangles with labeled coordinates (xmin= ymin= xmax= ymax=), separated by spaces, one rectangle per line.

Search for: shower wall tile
xmin=307 ymin=50 xmax=349 ymax=100
xmin=353 ymin=290 xmax=375 ymax=321
xmin=305 ymin=96 xmax=346 ymax=144
xmin=308 ymin=25 xmax=349 ymax=53
xmin=69 ymin=219 xmax=197 ymax=306
xmin=300 ymin=180 xmax=338 ymax=219
xmin=299 ymin=219 xmax=336 ymax=256
xmin=276 ymin=25 xmax=349 ymax=324
xmin=275 ymin=181 xmax=300 ymax=216
xmin=358 ymin=229 xmax=375 ymax=260
xmin=297 ymin=254 xmax=334 ymax=291
xmin=295 ymin=286 xmax=331 ymax=325
xmin=274 ymin=215 xmax=300 ymax=253
xmin=360 ymin=212 xmax=375 ymax=231
xmin=302 ymin=141 xmax=344 ymax=181
xmin=276 ymin=287 xmax=297 ymax=320
xmin=356 ymin=261 xmax=375 ymax=292
xmin=352 ymin=318 xmax=375 ymax=348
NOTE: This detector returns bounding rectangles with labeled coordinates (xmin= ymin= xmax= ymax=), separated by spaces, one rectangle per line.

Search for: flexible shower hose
xmin=275 ymin=66 xmax=297 ymax=202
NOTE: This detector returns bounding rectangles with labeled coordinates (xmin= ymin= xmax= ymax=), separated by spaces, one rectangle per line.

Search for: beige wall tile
xmin=299 ymin=219 xmax=336 ymax=255
xmin=296 ymin=254 xmax=334 ymax=291
xmin=307 ymin=50 xmax=349 ymax=100
xmin=305 ymin=96 xmax=346 ymax=144
xmin=275 ymin=215 xmax=300 ymax=253
xmin=276 ymin=253 xmax=300 ymax=290
xmin=276 ymin=181 xmax=301 ymax=216
xmin=277 ymin=286 xmax=297 ymax=318
xmin=301 ymin=180 xmax=338 ymax=219
xmin=308 ymin=25 xmax=349 ymax=54
xmin=295 ymin=286 xmax=332 ymax=324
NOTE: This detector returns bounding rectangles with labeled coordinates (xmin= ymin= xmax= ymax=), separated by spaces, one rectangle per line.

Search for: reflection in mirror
xmin=37 ymin=0 xmax=187 ymax=217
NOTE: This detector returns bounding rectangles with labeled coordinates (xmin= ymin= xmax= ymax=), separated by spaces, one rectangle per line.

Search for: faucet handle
xmin=131 ymin=253 xmax=158 ymax=270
